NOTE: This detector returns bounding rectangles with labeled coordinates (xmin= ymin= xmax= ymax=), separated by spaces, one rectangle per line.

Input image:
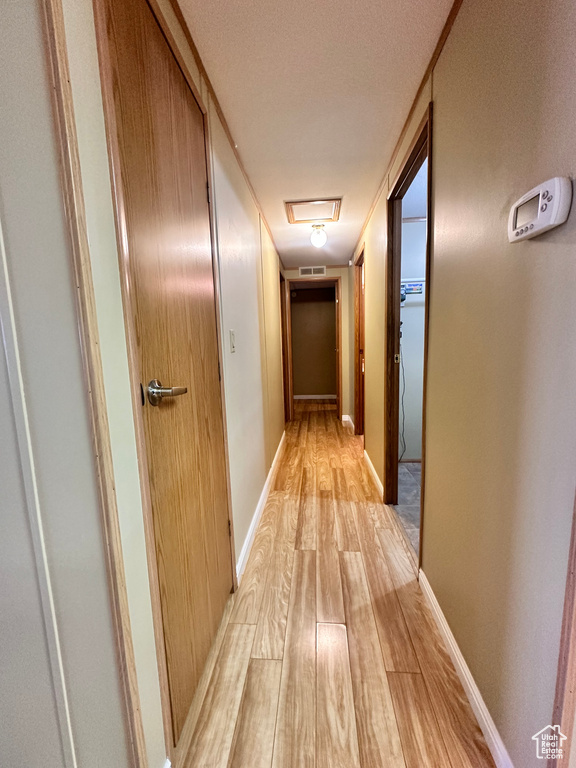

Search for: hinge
xmin=206 ymin=181 xmax=211 ymax=204
xmin=228 ymin=519 xmax=232 ymax=537
xmin=218 ymin=360 xmax=221 ymax=381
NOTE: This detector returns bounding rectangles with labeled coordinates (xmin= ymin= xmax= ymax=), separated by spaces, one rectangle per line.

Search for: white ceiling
xmin=177 ymin=0 xmax=453 ymax=267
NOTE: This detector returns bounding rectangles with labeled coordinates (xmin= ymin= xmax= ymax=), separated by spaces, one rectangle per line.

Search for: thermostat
xmin=508 ymin=177 xmax=572 ymax=242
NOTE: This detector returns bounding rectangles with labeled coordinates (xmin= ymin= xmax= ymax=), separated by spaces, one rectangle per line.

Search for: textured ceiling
xmin=177 ymin=0 xmax=453 ymax=267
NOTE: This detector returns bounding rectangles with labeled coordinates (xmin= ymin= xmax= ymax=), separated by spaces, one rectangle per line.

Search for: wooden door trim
xmin=384 ymin=104 xmax=433 ymax=570
xmin=42 ymin=0 xmax=146 ymax=765
xmin=419 ymin=103 xmax=434 ymax=567
xmin=384 ymin=194 xmax=402 ymax=506
xmin=353 ymin=249 xmax=365 ymax=434
xmin=279 ymin=276 xmax=292 ymax=422
xmin=286 ymin=277 xmax=342 ymax=420
xmin=388 ymin=108 xmax=432 ymax=201
xmin=550 ymin=491 xmax=576 ymax=767
xmin=335 ymin=277 xmax=343 ymax=420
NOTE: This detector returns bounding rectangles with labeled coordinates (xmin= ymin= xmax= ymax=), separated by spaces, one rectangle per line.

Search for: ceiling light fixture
xmin=310 ymin=224 xmax=327 ymax=248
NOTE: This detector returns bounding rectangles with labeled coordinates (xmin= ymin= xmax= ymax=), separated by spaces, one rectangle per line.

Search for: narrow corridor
xmin=183 ymin=401 xmax=494 ymax=767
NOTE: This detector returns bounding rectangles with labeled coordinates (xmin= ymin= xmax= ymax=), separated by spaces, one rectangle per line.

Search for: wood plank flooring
xmin=182 ymin=400 xmax=495 ymax=768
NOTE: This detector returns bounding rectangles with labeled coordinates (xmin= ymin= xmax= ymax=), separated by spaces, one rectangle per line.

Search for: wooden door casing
xmin=354 ymin=253 xmax=365 ymax=435
xmin=95 ymin=0 xmax=234 ymax=746
xmin=384 ymin=106 xmax=433 ymax=570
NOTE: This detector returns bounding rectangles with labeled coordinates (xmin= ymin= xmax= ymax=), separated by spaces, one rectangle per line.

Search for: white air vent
xmin=299 ymin=266 xmax=326 ymax=277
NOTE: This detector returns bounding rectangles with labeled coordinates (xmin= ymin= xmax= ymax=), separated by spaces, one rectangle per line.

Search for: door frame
xmin=92 ymin=0 xmax=237 ymax=760
xmin=384 ymin=104 xmax=433 ymax=567
xmin=282 ymin=277 xmax=342 ymax=421
xmin=279 ymin=275 xmax=292 ymax=422
xmin=353 ymin=249 xmax=365 ymax=435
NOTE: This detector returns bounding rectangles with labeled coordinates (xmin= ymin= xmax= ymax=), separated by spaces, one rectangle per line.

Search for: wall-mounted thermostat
xmin=508 ymin=177 xmax=572 ymax=242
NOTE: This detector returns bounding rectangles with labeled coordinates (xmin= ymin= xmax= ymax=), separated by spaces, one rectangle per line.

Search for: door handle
xmin=147 ymin=379 xmax=188 ymax=406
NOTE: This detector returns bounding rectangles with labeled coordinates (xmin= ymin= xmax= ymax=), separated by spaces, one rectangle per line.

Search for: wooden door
xmin=96 ymin=0 xmax=234 ymax=745
xmin=354 ymin=255 xmax=365 ymax=434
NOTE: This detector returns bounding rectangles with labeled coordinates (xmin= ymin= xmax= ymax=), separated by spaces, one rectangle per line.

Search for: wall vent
xmin=299 ymin=266 xmax=326 ymax=277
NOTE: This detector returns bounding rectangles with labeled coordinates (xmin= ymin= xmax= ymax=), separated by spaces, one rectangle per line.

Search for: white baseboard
xmin=342 ymin=414 xmax=354 ymax=428
xmin=418 ymin=571 xmax=513 ymax=768
xmin=235 ymin=431 xmax=286 ymax=581
xmin=293 ymin=394 xmax=336 ymax=400
xmin=363 ymin=449 xmax=384 ymax=497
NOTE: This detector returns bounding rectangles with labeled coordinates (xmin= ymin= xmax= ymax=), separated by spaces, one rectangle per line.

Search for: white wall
xmin=0 ymin=275 xmax=66 ymax=768
xmin=0 ymin=1 xmax=131 ymax=765
xmin=208 ymin=102 xmax=268 ymax=560
xmin=399 ymin=220 xmax=427 ymax=461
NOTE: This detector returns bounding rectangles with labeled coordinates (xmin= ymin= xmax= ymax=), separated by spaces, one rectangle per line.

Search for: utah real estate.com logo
xmin=532 ymin=725 xmax=568 ymax=760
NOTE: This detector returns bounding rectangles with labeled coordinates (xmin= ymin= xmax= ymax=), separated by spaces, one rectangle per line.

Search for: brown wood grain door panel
xmin=97 ymin=0 xmax=233 ymax=745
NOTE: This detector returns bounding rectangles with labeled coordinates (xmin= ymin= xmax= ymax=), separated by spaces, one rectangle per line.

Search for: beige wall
xmin=284 ymin=267 xmax=353 ymax=417
xmin=358 ymin=0 xmax=576 ymax=764
xmin=258 ymin=221 xmax=286 ymax=468
xmin=425 ymin=0 xmax=576 ymax=763
xmin=291 ymin=288 xmax=337 ymax=396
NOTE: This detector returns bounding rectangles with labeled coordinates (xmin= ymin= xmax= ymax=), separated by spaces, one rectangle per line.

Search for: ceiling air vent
xmin=299 ymin=266 xmax=326 ymax=277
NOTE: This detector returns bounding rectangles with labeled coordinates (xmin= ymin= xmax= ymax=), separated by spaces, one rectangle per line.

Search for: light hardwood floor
xmin=182 ymin=401 xmax=495 ymax=768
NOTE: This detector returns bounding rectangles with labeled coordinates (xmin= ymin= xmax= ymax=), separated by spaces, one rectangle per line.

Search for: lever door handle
xmin=147 ymin=379 xmax=188 ymax=406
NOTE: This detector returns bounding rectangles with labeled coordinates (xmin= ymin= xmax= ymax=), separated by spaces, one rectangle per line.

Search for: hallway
xmin=183 ymin=402 xmax=494 ymax=767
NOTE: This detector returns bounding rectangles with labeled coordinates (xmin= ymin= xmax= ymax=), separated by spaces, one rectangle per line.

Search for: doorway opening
xmin=384 ymin=107 xmax=432 ymax=562
xmin=354 ymin=250 xmax=365 ymax=435
xmin=281 ymin=278 xmax=342 ymax=422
